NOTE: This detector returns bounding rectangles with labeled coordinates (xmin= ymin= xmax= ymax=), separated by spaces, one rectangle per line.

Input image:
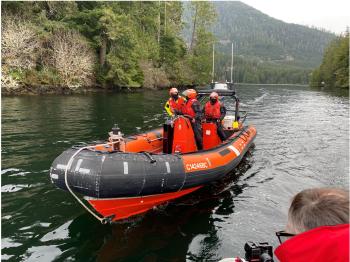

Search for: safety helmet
xmin=169 ymin=87 xmax=178 ymax=95
xmin=184 ymin=89 xmax=197 ymax=99
xmin=209 ymin=92 xmax=219 ymax=99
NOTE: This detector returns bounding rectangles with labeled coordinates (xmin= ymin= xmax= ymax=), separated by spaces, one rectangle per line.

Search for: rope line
xmin=64 ymin=141 xmax=121 ymax=224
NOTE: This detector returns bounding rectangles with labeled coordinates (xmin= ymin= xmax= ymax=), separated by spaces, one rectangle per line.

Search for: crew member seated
xmin=164 ymin=87 xmax=186 ymax=117
xmin=204 ymin=92 xmax=227 ymax=141
xmin=182 ymin=89 xmax=203 ymax=150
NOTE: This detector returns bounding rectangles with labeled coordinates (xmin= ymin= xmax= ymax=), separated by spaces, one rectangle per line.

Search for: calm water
xmin=1 ymin=86 xmax=349 ymax=261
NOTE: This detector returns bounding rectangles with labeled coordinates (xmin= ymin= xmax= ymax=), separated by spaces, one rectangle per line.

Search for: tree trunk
xmin=157 ymin=0 xmax=161 ymax=44
xmin=164 ymin=1 xmax=167 ymax=35
xmin=99 ymin=35 xmax=107 ymax=67
xmin=189 ymin=5 xmax=197 ymax=53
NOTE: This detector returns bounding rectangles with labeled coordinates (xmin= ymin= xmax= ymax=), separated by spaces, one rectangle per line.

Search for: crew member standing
xmin=182 ymin=89 xmax=203 ymax=150
xmin=164 ymin=88 xmax=186 ymax=117
xmin=204 ymin=92 xmax=227 ymax=141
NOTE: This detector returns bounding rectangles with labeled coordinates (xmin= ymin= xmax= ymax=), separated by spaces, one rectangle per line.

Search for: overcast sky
xmin=239 ymin=0 xmax=350 ymax=34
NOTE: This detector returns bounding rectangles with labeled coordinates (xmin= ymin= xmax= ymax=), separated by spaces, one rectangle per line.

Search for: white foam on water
xmin=1 ymin=238 xmax=22 ymax=248
xmin=1 ymin=184 xmax=29 ymax=193
xmin=9 ymin=171 xmax=31 ymax=177
xmin=1 ymin=254 xmax=14 ymax=260
xmin=24 ymin=245 xmax=62 ymax=262
xmin=1 ymin=183 xmax=45 ymax=193
xmin=40 ymin=220 xmax=72 ymax=242
xmin=1 ymin=168 xmax=22 ymax=175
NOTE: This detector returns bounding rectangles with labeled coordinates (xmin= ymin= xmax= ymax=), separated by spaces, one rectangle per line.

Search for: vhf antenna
xmin=211 ymin=43 xmax=215 ymax=83
xmin=230 ymin=42 xmax=233 ymax=83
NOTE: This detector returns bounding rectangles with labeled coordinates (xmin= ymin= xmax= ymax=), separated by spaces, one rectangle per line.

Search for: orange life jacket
xmin=183 ymin=98 xmax=197 ymax=118
xmin=168 ymin=96 xmax=185 ymax=113
xmin=204 ymin=101 xmax=221 ymax=119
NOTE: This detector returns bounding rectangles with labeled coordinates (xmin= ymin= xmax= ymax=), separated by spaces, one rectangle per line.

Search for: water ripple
xmin=1 ymin=87 xmax=348 ymax=261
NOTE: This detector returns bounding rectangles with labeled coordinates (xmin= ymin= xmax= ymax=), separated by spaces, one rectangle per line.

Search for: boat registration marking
xmin=228 ymin=145 xmax=240 ymax=156
xmin=185 ymin=162 xmax=208 ymax=171
xmin=165 ymin=162 xmax=171 ymax=173
xmin=123 ymin=162 xmax=129 ymax=175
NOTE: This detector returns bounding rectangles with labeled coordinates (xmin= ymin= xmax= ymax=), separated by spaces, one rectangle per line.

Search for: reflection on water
xmin=2 ymin=86 xmax=349 ymax=261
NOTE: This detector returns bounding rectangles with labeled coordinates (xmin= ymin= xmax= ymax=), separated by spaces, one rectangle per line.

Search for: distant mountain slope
xmin=212 ymin=1 xmax=336 ymax=69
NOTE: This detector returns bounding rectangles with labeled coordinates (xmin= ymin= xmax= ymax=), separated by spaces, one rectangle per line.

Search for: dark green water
xmin=2 ymin=86 xmax=349 ymax=261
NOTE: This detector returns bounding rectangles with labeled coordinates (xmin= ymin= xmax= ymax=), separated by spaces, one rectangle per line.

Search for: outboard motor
xmin=108 ymin=124 xmax=125 ymax=151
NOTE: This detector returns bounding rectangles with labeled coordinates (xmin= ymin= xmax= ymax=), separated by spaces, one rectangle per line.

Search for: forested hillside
xmin=310 ymin=31 xmax=349 ymax=89
xmin=2 ymin=1 xmax=340 ymax=92
xmin=183 ymin=1 xmax=336 ymax=84
xmin=1 ymin=1 xmax=215 ymax=92
xmin=213 ymin=2 xmax=335 ymax=67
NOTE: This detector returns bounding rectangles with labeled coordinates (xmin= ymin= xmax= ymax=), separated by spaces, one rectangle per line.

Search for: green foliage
xmin=15 ymin=67 xmax=62 ymax=87
xmin=160 ymin=35 xmax=186 ymax=68
xmin=26 ymin=68 xmax=62 ymax=86
xmin=190 ymin=30 xmax=216 ymax=84
xmin=185 ymin=1 xmax=217 ymax=84
xmin=310 ymin=32 xmax=349 ymax=89
xmin=63 ymin=1 xmax=189 ymax=88
xmin=103 ymin=40 xmax=143 ymax=88
xmin=8 ymin=69 xmax=25 ymax=81
xmin=216 ymin=54 xmax=310 ymax=84
xmin=3 ymin=1 xmax=333 ymax=89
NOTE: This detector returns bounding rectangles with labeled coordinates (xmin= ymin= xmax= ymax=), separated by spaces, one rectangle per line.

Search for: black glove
xmin=174 ymin=109 xmax=183 ymax=115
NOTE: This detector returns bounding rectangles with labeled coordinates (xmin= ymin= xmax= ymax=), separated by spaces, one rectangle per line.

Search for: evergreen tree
xmin=186 ymin=1 xmax=217 ymax=84
xmin=310 ymin=31 xmax=349 ymax=89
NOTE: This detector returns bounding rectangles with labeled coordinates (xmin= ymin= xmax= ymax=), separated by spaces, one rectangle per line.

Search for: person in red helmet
xmin=275 ymin=188 xmax=349 ymax=262
xmin=182 ymin=89 xmax=203 ymax=150
xmin=204 ymin=92 xmax=227 ymax=141
xmin=164 ymin=87 xmax=186 ymax=117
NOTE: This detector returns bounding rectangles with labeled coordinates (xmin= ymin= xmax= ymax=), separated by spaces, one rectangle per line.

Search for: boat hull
xmin=87 ymin=186 xmax=202 ymax=221
xmin=50 ymin=125 xmax=256 ymax=221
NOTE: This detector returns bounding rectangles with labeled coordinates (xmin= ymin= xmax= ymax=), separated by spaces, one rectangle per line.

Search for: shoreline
xmin=1 ymin=85 xmax=161 ymax=96
xmin=1 ymin=82 xmax=200 ymax=96
xmin=1 ymin=83 xmax=314 ymax=96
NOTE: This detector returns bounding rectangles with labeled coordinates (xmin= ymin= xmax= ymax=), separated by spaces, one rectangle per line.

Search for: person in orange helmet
xmin=203 ymin=92 xmax=227 ymax=141
xmin=164 ymin=87 xmax=186 ymax=117
xmin=182 ymin=89 xmax=203 ymax=150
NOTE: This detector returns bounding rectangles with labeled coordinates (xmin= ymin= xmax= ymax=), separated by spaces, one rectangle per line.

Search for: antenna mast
xmin=230 ymin=42 xmax=233 ymax=83
xmin=212 ymin=43 xmax=215 ymax=83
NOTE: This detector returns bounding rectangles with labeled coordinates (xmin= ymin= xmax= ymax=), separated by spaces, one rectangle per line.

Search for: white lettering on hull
xmin=185 ymin=162 xmax=208 ymax=171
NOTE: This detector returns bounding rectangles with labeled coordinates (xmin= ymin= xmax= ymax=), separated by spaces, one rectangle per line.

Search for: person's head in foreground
xmin=275 ymin=187 xmax=349 ymax=262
